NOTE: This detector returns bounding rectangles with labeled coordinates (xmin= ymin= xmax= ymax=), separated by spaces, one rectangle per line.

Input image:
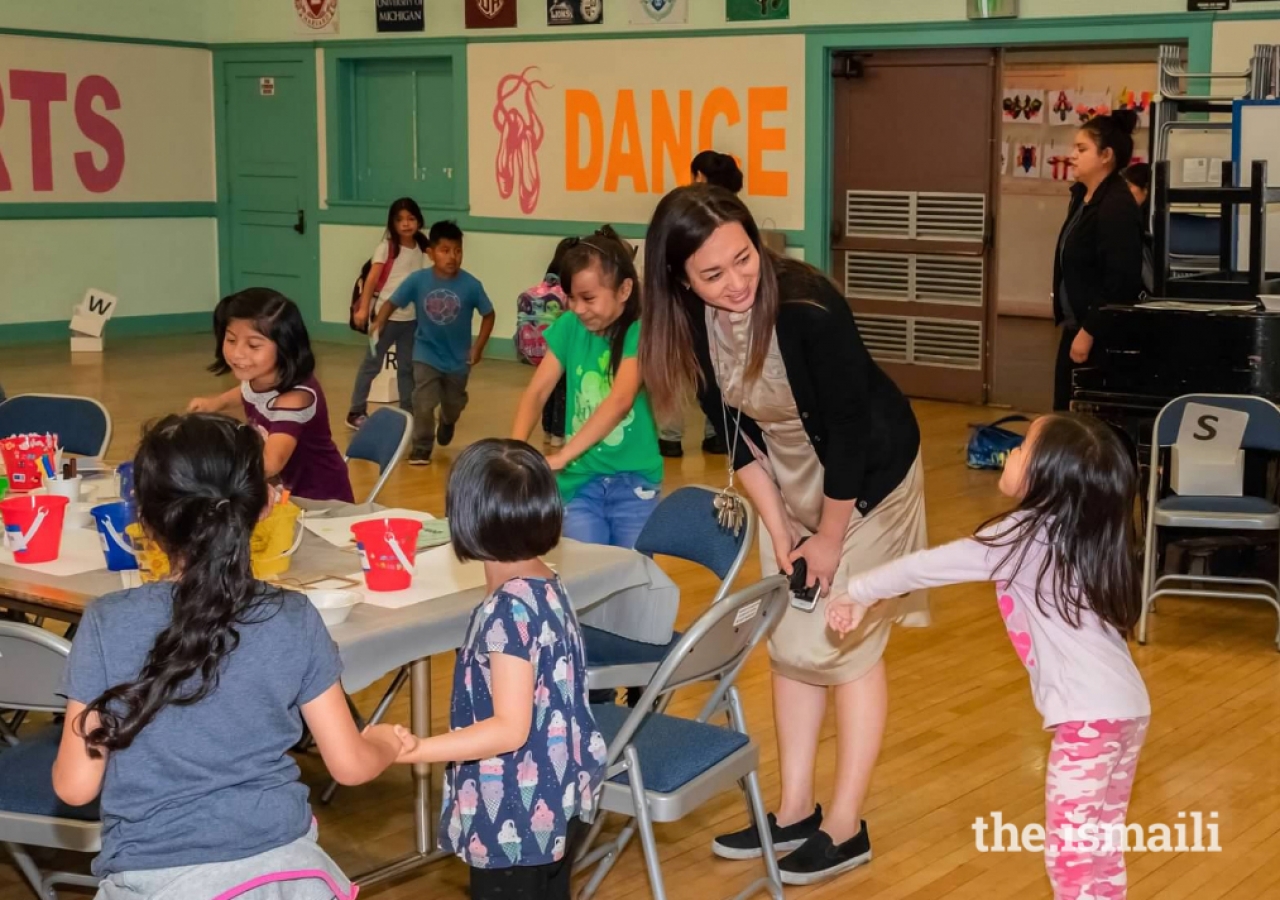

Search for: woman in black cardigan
xmin=639 ymin=185 xmax=930 ymax=885
xmin=1052 ymin=110 xmax=1145 ymax=410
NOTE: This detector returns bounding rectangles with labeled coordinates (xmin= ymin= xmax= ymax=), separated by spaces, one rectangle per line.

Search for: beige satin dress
xmin=708 ymin=307 xmax=931 ymax=686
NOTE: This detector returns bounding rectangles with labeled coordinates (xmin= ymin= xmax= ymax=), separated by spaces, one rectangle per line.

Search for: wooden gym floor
xmin=1 ymin=335 xmax=1278 ymax=900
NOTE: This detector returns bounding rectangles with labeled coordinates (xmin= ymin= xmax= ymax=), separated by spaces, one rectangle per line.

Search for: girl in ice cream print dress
xmin=388 ymin=440 xmax=605 ymax=900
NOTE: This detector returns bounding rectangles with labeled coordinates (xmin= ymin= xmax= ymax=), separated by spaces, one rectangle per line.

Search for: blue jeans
xmin=563 ymin=474 xmax=660 ymax=549
xmin=349 ymin=318 xmax=415 ymax=416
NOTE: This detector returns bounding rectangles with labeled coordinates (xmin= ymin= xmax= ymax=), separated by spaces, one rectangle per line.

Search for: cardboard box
xmin=367 ymin=344 xmax=401 ymax=404
xmin=70 ymin=334 xmax=104 ymax=353
xmin=1170 ymin=446 xmax=1244 ymax=496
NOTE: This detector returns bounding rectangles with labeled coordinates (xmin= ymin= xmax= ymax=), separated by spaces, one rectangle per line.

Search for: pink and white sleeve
xmin=844 ymin=538 xmax=1000 ymax=607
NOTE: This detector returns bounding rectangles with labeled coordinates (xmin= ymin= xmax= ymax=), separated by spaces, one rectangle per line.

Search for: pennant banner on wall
xmin=547 ymin=0 xmax=604 ymax=26
xmin=629 ymin=0 xmax=688 ymax=24
xmin=466 ymin=0 xmax=518 ymax=28
xmin=294 ymin=0 xmax=340 ymax=34
xmin=725 ymin=0 xmax=788 ymax=21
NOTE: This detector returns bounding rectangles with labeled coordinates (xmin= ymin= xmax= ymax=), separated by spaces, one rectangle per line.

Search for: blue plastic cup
xmin=116 ymin=461 xmax=136 ymax=514
xmin=91 ymin=501 xmax=138 ymax=571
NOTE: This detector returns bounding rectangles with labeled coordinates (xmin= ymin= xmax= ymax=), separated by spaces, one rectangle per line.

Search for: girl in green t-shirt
xmin=511 ymin=229 xmax=663 ymax=550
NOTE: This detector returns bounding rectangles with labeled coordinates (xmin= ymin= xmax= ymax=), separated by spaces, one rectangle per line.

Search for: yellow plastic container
xmin=250 ymin=501 xmax=304 ymax=580
xmin=126 ymin=523 xmax=170 ymax=583
xmin=124 ymin=502 xmax=303 ymax=583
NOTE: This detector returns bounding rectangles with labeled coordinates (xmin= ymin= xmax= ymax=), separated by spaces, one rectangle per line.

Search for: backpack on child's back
xmin=348 ymin=246 xmax=397 ymax=334
xmin=514 ymin=275 xmax=567 ymax=366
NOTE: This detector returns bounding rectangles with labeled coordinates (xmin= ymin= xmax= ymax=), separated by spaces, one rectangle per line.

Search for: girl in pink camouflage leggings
xmin=828 ymin=414 xmax=1150 ymax=899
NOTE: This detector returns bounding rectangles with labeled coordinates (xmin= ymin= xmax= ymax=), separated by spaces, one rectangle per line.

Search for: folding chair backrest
xmin=0 ymin=394 xmax=112 ymax=458
xmin=1154 ymin=393 xmax=1280 ymax=453
xmin=604 ymin=576 xmax=788 ymax=762
xmin=344 ymin=407 xmax=412 ymax=504
xmin=633 ymin=486 xmax=756 ymax=602
xmin=0 ymin=622 xmax=71 ymax=714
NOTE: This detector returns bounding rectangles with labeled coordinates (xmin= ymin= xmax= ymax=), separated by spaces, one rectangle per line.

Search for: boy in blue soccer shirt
xmin=373 ymin=220 xmax=495 ymax=465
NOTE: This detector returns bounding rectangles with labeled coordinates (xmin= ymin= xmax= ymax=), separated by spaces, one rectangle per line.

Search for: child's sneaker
xmin=408 ymin=452 xmax=432 ymax=466
xmin=436 ymin=421 xmax=456 ymax=447
xmin=346 ymin=413 xmax=367 ymax=431
xmin=777 ymin=822 xmax=871 ymax=885
xmin=711 ymin=806 xmax=822 ymax=860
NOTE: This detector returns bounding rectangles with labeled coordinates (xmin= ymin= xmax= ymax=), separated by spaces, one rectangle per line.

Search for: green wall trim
xmin=317 ymin=206 xmax=804 ymax=246
xmin=0 ymin=202 xmax=216 ymax=221
xmin=0 ymin=27 xmax=207 ymax=49
xmin=0 ymin=313 xmax=209 ymax=347
xmin=310 ymin=325 xmax=517 ymax=363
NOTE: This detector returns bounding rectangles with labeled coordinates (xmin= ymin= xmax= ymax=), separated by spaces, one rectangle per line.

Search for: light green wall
xmin=0 ymin=0 xmax=207 ymax=43
xmin=210 ymin=0 xmax=1231 ymax=43
xmin=0 ymin=218 xmax=219 ymax=327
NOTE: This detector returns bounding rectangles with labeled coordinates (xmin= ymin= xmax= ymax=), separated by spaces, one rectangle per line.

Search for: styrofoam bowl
xmin=305 ymin=589 xmax=360 ymax=626
xmin=1259 ymin=295 xmax=1280 ymax=312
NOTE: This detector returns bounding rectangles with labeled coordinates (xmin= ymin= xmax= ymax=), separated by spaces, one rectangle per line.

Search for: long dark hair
xmin=641 ymin=183 xmax=822 ymax=422
xmin=1080 ymin=109 xmax=1140 ymax=174
xmin=384 ymin=196 xmax=428 ymax=262
xmin=560 ymin=225 xmax=640 ymax=380
xmin=78 ymin=414 xmax=278 ymax=754
xmin=977 ymin=414 xmax=1141 ymax=637
xmin=208 ymin=288 xmax=314 ymax=393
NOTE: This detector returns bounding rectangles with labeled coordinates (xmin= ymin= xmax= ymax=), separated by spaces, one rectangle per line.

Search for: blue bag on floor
xmin=966 ymin=416 xmax=1029 ymax=470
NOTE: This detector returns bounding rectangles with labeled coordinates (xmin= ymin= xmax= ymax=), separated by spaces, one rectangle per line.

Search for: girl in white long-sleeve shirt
xmin=828 ymin=414 xmax=1149 ymax=900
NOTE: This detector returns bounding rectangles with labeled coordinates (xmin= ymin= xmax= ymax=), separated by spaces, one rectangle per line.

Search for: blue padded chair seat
xmin=583 ymin=625 xmax=681 ymax=667
xmin=0 ymin=729 xmax=100 ymax=821
xmin=590 ymin=703 xmax=749 ymax=793
xmin=1157 ymin=495 xmax=1280 ymax=515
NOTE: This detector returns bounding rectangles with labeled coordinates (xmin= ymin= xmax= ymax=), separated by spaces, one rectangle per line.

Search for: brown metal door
xmin=830 ymin=48 xmax=996 ymax=403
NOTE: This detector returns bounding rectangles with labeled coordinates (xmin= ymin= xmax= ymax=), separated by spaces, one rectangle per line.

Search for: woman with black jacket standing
xmin=639 ymin=184 xmax=930 ymax=886
xmin=1052 ymin=110 xmax=1145 ymax=410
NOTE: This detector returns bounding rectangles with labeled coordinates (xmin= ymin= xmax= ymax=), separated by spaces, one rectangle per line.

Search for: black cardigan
xmin=696 ymin=268 xmax=921 ymax=514
xmin=1052 ymin=170 xmax=1145 ymax=333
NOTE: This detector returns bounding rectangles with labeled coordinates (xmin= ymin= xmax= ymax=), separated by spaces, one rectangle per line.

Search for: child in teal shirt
xmin=511 ymin=229 xmax=662 ymax=549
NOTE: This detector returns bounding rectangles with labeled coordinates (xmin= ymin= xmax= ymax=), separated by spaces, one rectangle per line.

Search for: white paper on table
xmin=0 ymin=527 xmax=105 ymax=577
xmin=303 ymin=508 xmax=437 ymax=548
xmin=351 ymin=545 xmax=489 ymax=609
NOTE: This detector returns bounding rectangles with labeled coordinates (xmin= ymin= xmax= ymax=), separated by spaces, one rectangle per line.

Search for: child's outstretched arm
xmin=826 ymin=537 xmax=999 ymax=637
xmin=511 ymin=351 xmax=566 ymax=442
xmin=187 ymin=386 xmax=241 ymax=414
xmin=302 ymin=683 xmax=402 ymax=785
xmin=546 ymin=356 xmax=642 ymax=471
xmin=392 ymin=654 xmax=534 ymax=765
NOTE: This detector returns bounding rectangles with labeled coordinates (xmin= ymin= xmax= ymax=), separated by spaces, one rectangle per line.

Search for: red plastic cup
xmin=351 ymin=517 xmax=423 ymax=592
xmin=1 ymin=494 xmax=69 ymax=564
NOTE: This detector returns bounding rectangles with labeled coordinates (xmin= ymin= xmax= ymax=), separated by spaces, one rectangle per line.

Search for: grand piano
xmin=1071 ymin=161 xmax=1280 ymax=464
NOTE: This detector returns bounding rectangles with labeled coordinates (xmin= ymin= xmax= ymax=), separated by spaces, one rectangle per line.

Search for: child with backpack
xmin=345 ymin=197 xmax=428 ymax=430
xmin=515 ymin=238 xmax=577 ymax=448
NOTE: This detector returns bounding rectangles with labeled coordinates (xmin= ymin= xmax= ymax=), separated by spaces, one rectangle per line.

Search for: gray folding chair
xmin=344 ymin=406 xmax=412 ymax=504
xmin=575 ymin=575 xmax=789 ymax=900
xmin=1140 ymin=393 xmax=1280 ymax=649
xmin=0 ymin=394 xmax=112 ymax=458
xmin=0 ymin=623 xmax=100 ymax=899
xmin=584 ymin=485 xmax=756 ymax=691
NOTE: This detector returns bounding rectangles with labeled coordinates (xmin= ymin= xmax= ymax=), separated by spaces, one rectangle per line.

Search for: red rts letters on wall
xmin=0 ymin=70 xmax=125 ymax=194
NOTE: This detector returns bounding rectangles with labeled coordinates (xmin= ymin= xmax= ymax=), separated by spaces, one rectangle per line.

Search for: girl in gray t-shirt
xmin=52 ymin=413 xmax=404 ymax=899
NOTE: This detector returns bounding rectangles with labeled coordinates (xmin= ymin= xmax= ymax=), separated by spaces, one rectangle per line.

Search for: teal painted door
xmin=414 ymin=60 xmax=456 ymax=207
xmin=223 ymin=60 xmax=316 ymax=310
xmin=352 ymin=58 xmax=457 ymax=206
